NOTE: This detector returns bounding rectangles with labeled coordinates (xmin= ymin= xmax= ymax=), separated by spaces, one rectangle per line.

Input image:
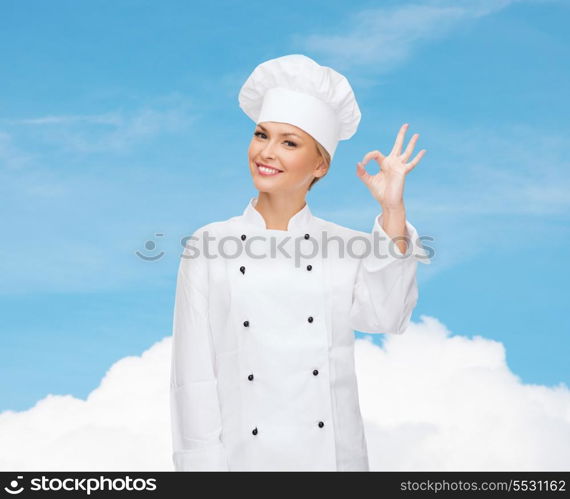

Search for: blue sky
xmin=1 ymin=0 xmax=568 ymax=417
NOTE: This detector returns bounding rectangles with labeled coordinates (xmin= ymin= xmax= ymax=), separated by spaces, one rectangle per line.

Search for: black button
xmin=313 ymin=369 xmax=319 ymax=376
xmin=308 ymin=316 xmax=313 ymax=323
xmin=252 ymin=427 xmax=258 ymax=435
xmin=248 ymin=374 xmax=254 ymax=381
xmin=241 ymin=234 xmax=246 ymax=241
xmin=304 ymin=233 xmax=310 ymax=239
xmin=243 ymin=320 xmax=249 ymax=327
xmin=306 ymin=264 xmax=312 ymax=271
xmin=240 ymin=266 xmax=246 ymax=274
xmin=318 ymin=421 xmax=324 ymax=428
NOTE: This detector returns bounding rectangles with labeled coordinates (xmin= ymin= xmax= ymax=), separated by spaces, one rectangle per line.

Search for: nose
xmin=261 ymin=139 xmax=277 ymax=159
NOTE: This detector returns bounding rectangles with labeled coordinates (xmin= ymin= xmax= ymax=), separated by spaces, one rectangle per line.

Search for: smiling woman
xmin=169 ymin=53 xmax=430 ymax=472
xmin=249 ymin=121 xmax=330 ymax=193
xmin=248 ymin=121 xmax=332 ymax=191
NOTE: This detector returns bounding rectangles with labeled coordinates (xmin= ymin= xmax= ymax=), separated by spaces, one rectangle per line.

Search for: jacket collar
xmin=242 ymin=196 xmax=313 ymax=232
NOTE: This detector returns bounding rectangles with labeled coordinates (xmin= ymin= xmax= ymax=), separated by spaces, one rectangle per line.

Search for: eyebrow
xmin=256 ymin=124 xmax=302 ymax=139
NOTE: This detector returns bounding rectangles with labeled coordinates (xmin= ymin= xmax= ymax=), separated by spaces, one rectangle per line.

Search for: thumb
xmin=356 ymin=161 xmax=372 ymax=185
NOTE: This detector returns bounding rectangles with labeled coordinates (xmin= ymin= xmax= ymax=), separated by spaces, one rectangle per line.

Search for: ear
xmin=314 ymin=159 xmax=329 ymax=178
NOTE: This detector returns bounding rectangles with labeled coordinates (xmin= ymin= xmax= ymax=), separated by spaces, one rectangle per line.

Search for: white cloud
xmin=294 ymin=0 xmax=535 ymax=71
xmin=0 ymin=316 xmax=568 ymax=471
xmin=11 ymin=114 xmax=122 ymax=126
xmin=0 ymin=337 xmax=172 ymax=471
xmin=415 ymin=122 xmax=570 ymax=217
xmin=358 ymin=316 xmax=570 ymax=471
xmin=0 ymin=93 xmax=202 ymax=295
xmin=0 ymin=93 xmax=196 ymax=154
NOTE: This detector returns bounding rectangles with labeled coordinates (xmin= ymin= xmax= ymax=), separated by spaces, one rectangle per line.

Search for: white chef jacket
xmin=170 ymin=196 xmax=431 ymax=472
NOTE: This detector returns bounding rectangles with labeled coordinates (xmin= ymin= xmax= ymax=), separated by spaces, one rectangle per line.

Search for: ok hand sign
xmin=356 ymin=123 xmax=426 ymax=210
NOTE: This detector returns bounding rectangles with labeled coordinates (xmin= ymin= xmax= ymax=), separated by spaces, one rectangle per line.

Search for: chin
xmin=252 ymin=178 xmax=282 ymax=193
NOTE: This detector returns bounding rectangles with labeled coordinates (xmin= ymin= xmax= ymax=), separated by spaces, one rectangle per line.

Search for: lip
xmin=256 ymin=162 xmax=284 ymax=176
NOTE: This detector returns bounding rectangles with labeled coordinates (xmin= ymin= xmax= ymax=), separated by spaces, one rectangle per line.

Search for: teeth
xmin=259 ymin=165 xmax=280 ymax=174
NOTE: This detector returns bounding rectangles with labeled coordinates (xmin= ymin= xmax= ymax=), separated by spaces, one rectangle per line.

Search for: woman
xmin=170 ymin=54 xmax=431 ymax=472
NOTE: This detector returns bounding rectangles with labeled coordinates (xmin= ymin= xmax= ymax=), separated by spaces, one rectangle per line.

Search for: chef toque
xmin=238 ymin=54 xmax=361 ymax=160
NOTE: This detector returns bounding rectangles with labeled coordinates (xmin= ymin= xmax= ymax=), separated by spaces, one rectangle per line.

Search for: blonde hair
xmin=308 ymin=139 xmax=331 ymax=191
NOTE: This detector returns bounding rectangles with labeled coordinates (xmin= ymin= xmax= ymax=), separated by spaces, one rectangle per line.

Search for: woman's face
xmin=248 ymin=121 xmax=327 ymax=194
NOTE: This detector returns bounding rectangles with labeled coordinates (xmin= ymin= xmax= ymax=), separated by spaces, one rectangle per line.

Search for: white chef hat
xmin=238 ymin=54 xmax=361 ymax=160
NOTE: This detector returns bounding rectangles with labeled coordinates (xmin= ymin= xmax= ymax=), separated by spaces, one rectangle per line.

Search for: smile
xmin=256 ymin=163 xmax=283 ymax=176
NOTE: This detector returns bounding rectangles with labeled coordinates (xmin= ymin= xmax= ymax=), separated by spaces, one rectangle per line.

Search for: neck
xmin=254 ymin=191 xmax=307 ymax=231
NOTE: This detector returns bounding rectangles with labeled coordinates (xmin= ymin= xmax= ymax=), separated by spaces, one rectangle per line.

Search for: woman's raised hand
xmin=356 ymin=123 xmax=426 ymax=210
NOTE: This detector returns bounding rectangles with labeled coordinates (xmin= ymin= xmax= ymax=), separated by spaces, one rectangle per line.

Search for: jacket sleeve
xmin=349 ymin=213 xmax=431 ymax=335
xmin=170 ymin=230 xmax=229 ymax=471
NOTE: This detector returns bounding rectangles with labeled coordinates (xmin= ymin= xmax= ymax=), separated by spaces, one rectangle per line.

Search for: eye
xmin=254 ymin=131 xmax=297 ymax=147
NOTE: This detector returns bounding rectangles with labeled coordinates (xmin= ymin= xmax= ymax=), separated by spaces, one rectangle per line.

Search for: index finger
xmin=361 ymin=150 xmax=383 ymax=165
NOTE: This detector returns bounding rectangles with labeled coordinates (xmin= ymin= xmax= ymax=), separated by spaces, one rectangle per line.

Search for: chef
xmin=170 ymin=54 xmax=431 ymax=472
